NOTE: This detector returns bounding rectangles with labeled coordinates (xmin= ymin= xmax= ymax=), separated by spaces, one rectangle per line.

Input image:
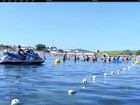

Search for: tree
xmin=122 ymin=50 xmax=132 ymax=55
xmin=35 ymin=44 xmax=46 ymax=51
xmin=133 ymin=50 xmax=140 ymax=55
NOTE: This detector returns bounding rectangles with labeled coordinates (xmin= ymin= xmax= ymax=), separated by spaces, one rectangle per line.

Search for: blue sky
xmin=0 ymin=3 xmax=140 ymax=51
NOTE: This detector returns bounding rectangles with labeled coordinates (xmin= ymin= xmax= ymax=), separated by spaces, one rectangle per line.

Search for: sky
xmin=0 ymin=2 xmax=140 ymax=51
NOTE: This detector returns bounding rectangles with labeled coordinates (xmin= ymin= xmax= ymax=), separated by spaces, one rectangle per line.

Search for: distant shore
xmin=1 ymin=49 xmax=140 ymax=57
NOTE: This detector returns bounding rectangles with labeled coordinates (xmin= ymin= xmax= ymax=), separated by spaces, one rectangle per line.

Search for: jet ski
xmin=0 ymin=50 xmax=45 ymax=65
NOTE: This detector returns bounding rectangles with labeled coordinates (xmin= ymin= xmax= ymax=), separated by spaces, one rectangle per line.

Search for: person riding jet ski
xmin=17 ymin=45 xmax=26 ymax=55
xmin=17 ymin=45 xmax=27 ymax=60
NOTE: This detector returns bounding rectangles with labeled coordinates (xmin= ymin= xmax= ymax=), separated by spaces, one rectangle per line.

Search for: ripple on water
xmin=0 ymin=56 xmax=140 ymax=105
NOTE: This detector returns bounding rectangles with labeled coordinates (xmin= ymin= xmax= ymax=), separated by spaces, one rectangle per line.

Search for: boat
xmin=0 ymin=51 xmax=45 ymax=65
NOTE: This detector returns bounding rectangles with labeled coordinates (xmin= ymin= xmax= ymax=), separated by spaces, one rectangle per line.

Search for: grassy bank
xmin=96 ymin=50 xmax=140 ymax=56
xmin=97 ymin=51 xmax=123 ymax=56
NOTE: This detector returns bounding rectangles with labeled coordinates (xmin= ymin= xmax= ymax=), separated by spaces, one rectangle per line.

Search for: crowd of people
xmin=13 ymin=45 xmax=134 ymax=63
xmin=61 ymin=53 xmax=133 ymax=63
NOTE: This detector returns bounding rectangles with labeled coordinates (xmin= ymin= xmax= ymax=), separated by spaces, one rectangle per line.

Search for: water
xmin=0 ymin=56 xmax=140 ymax=105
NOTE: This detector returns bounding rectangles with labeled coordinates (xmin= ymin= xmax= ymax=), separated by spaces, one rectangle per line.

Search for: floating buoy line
xmin=67 ymin=60 xmax=139 ymax=96
xmin=9 ymin=60 xmax=140 ymax=104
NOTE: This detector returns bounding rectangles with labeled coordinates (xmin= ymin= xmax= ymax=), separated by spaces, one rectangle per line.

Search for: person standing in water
xmin=103 ymin=55 xmax=107 ymax=63
xmin=74 ymin=54 xmax=77 ymax=63
xmin=108 ymin=56 xmax=111 ymax=64
xmin=92 ymin=55 xmax=97 ymax=63
xmin=62 ymin=52 xmax=67 ymax=62
xmin=82 ymin=55 xmax=86 ymax=61
xmin=86 ymin=55 xmax=90 ymax=61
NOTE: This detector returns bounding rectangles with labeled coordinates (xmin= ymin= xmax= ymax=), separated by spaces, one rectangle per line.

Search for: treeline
xmin=35 ymin=44 xmax=63 ymax=53
xmin=0 ymin=44 xmax=59 ymax=53
xmin=98 ymin=50 xmax=140 ymax=56
xmin=0 ymin=44 xmax=12 ymax=50
xmin=1 ymin=44 xmax=140 ymax=56
xmin=29 ymin=44 xmax=140 ymax=55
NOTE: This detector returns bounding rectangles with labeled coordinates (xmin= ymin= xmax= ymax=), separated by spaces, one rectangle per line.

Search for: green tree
xmin=122 ymin=50 xmax=132 ymax=55
xmin=133 ymin=50 xmax=140 ymax=55
xmin=35 ymin=44 xmax=46 ymax=51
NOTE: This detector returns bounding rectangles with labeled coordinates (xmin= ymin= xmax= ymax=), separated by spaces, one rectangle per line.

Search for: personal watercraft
xmin=0 ymin=51 xmax=45 ymax=65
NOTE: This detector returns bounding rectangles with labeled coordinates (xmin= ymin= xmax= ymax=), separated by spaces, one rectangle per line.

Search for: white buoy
xmin=11 ymin=99 xmax=20 ymax=105
xmin=117 ymin=70 xmax=120 ymax=74
xmin=123 ymin=70 xmax=126 ymax=74
xmin=92 ymin=75 xmax=96 ymax=80
xmin=111 ymin=71 xmax=114 ymax=75
xmin=104 ymin=72 xmax=107 ymax=77
xmin=82 ymin=86 xmax=86 ymax=89
xmin=123 ymin=68 xmax=127 ymax=71
xmin=82 ymin=79 xmax=87 ymax=84
xmin=68 ymin=90 xmax=76 ymax=95
xmin=128 ymin=66 xmax=131 ymax=70
xmin=132 ymin=64 xmax=135 ymax=67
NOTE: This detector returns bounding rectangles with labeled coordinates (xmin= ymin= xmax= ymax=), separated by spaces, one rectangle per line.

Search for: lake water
xmin=0 ymin=55 xmax=140 ymax=105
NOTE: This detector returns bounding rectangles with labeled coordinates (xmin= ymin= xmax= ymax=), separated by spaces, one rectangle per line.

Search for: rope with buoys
xmin=67 ymin=60 xmax=139 ymax=96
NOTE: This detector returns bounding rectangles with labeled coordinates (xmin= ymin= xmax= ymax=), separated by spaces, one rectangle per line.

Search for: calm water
xmin=0 ymin=55 xmax=140 ymax=105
